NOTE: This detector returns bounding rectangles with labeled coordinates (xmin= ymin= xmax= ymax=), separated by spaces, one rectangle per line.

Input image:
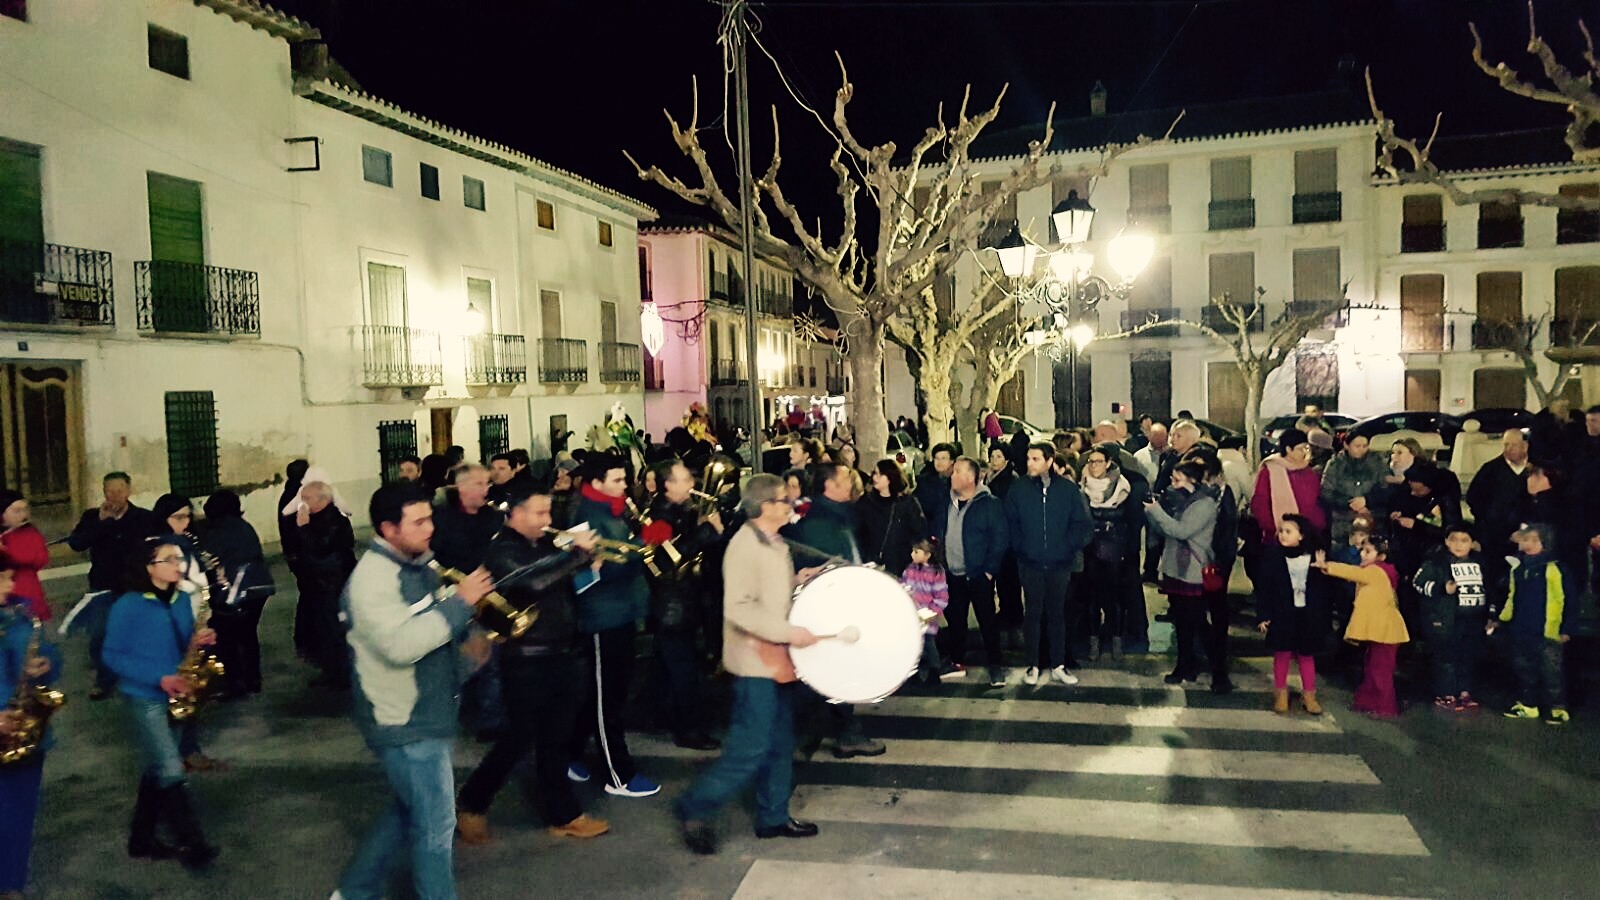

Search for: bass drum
xmin=788 ymin=565 xmax=923 ymax=704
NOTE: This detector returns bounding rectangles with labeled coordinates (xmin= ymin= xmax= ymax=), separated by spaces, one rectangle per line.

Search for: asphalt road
xmin=23 ymin=560 xmax=1600 ymax=899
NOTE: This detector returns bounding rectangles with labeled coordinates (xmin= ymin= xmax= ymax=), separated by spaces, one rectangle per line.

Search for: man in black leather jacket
xmin=647 ymin=461 xmax=726 ymax=750
xmin=455 ymin=485 xmax=611 ymax=844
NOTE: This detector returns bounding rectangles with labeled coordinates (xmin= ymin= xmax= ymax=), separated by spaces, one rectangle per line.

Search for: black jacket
xmin=1002 ymin=473 xmax=1093 ymax=570
xmin=67 ymin=504 xmax=157 ymax=592
xmin=483 ymin=527 xmax=588 ymax=655
xmin=486 ymin=469 xmax=536 ymax=509
xmin=783 ymin=495 xmax=859 ymax=567
xmin=856 ymin=492 xmax=928 ymax=577
xmin=645 ymin=496 xmax=723 ymax=631
xmin=200 ymin=515 xmax=275 ymax=610
xmin=986 ymin=465 xmax=1017 ymax=500
xmin=928 ymin=487 xmax=1009 ymax=579
xmin=1413 ymin=548 xmax=1493 ymax=629
xmin=1465 ymin=457 xmax=1530 ymax=551
xmin=913 ymin=471 xmax=949 ymax=525
xmin=292 ymin=506 xmax=356 ymax=601
xmin=1254 ymin=546 xmax=1334 ymax=655
xmin=430 ymin=501 xmax=505 ymax=574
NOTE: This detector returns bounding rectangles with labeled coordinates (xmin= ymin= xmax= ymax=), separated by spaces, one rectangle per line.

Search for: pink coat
xmin=1251 ymin=461 xmax=1327 ymax=545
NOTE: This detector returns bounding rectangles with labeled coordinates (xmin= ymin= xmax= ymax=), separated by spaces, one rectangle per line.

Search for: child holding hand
xmin=1255 ymin=514 xmax=1333 ymax=715
xmin=1315 ymin=537 xmax=1410 ymax=718
xmin=901 ymin=539 xmax=949 ymax=684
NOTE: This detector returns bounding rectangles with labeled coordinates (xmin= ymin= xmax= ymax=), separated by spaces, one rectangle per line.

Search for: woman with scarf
xmin=1250 ymin=430 xmax=1327 ymax=548
xmin=0 ymin=489 xmax=50 ymax=621
xmin=281 ymin=471 xmax=356 ymax=690
xmin=1080 ymin=446 xmax=1133 ymax=663
xmin=857 ymin=460 xmax=928 ymax=578
xmin=1144 ymin=459 xmax=1221 ymax=685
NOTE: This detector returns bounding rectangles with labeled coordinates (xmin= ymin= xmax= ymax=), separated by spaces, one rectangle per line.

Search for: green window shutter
xmin=0 ymin=140 xmax=44 ymax=246
xmin=147 ymin=173 xmax=204 ymax=264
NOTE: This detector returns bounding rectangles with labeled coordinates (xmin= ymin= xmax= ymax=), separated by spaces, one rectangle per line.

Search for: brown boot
xmin=1302 ymin=691 xmax=1323 ymax=715
xmin=548 ymin=813 xmax=610 ymax=838
xmin=1273 ymin=689 xmax=1290 ymax=715
xmin=456 ymin=811 xmax=493 ymax=845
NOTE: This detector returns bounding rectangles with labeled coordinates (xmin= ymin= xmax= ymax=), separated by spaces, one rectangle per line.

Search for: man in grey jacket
xmin=333 ymin=483 xmax=491 ymax=900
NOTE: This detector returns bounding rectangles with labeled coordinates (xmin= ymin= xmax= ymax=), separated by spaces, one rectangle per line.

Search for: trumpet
xmin=427 ymin=561 xmax=537 ymax=643
xmin=541 ymin=528 xmax=652 ymax=568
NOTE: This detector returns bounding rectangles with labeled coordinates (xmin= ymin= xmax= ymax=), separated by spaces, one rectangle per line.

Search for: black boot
xmin=127 ymin=777 xmax=177 ymax=860
xmin=157 ymin=783 xmax=219 ymax=870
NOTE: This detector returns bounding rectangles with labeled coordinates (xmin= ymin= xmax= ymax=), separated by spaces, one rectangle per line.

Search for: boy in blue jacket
xmin=1489 ymin=524 xmax=1571 ymax=725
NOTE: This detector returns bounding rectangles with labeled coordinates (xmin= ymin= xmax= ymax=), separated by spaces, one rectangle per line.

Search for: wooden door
xmin=1207 ymin=362 xmax=1246 ymax=430
xmin=1404 ymin=369 xmax=1440 ymax=411
xmin=1472 ymin=369 xmax=1526 ymax=410
xmin=0 ymin=362 xmax=82 ymax=537
xmin=431 ymin=407 xmax=454 ymax=456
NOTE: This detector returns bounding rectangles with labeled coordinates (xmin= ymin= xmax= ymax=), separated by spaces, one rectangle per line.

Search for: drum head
xmin=789 ymin=565 xmax=923 ymax=704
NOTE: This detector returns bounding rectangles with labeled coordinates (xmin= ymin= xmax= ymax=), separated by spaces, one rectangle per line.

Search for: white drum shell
xmin=788 ymin=565 xmax=923 ymax=704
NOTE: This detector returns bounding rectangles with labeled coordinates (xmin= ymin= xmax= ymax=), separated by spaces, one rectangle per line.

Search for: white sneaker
xmin=1051 ymin=665 xmax=1079 ymax=685
xmin=1023 ymin=667 xmax=1040 ymax=685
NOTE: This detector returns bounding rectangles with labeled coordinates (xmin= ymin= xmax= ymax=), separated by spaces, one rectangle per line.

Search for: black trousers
xmin=458 ymin=653 xmax=582 ymax=827
xmin=995 ymin=554 xmax=1023 ymax=628
xmin=1120 ymin=551 xmax=1148 ymax=642
xmin=1083 ymin=553 xmax=1125 ymax=641
xmin=940 ymin=574 xmax=1002 ymax=669
xmin=1203 ymin=586 xmax=1232 ymax=679
xmin=211 ymin=601 xmax=265 ymax=692
xmin=1510 ymin=635 xmax=1566 ymax=710
xmin=654 ymin=629 xmax=705 ymax=737
xmin=571 ymin=627 xmax=637 ymax=788
xmin=1169 ymin=592 xmax=1207 ymax=678
xmin=1019 ymin=567 xmax=1072 ymax=670
xmin=1429 ymin=617 xmax=1485 ymax=698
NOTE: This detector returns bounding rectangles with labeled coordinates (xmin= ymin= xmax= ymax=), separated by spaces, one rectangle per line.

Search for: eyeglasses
xmin=150 ymin=557 xmax=185 ymax=566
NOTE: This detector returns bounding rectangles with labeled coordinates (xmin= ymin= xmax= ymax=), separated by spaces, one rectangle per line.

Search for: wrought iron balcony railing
xmin=538 ymin=337 xmax=589 ymax=383
xmin=1207 ymin=198 xmax=1255 ymax=231
xmin=1201 ymin=304 xmax=1264 ymax=333
xmin=135 ymin=260 xmax=259 ymax=336
xmin=1551 ymin=316 xmax=1600 ymax=347
xmin=362 ymin=326 xmax=443 ymax=387
xmin=0 ymin=238 xmax=115 ymax=327
xmin=599 ymin=341 xmax=642 ymax=383
xmin=1121 ymin=307 xmax=1181 ymax=337
xmin=1472 ymin=317 xmax=1536 ymax=351
xmin=1292 ymin=192 xmax=1342 ymax=224
xmin=464 ymin=333 xmax=527 ymax=385
xmin=1400 ymin=223 xmax=1445 ymax=253
xmin=711 ymin=357 xmax=746 ymax=386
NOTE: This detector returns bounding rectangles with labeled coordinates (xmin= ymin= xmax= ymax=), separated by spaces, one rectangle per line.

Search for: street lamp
xmin=986 ymin=189 xmax=1151 ymax=428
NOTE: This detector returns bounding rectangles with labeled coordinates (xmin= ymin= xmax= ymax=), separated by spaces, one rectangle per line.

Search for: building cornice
xmin=971 ymin=119 xmax=1376 ymax=166
xmin=192 ymin=0 xmax=321 ymax=41
xmin=296 ymin=79 xmax=657 ymax=221
xmin=1371 ymin=160 xmax=1600 ymax=186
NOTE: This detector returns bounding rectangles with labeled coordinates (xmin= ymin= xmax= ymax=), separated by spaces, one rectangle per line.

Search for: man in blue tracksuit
xmin=929 ymin=456 xmax=1009 ymax=686
xmin=1003 ymin=441 xmax=1093 ymax=686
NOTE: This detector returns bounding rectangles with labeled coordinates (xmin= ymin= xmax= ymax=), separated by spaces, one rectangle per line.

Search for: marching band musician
xmin=674 ymin=474 xmax=821 ymax=855
xmin=567 ymin=454 xmax=661 ymax=798
xmin=430 ymin=464 xmax=507 ymax=741
xmin=646 ymin=461 xmax=724 ymax=751
xmin=0 ymin=563 xmax=61 ymax=899
xmin=102 ymin=536 xmax=220 ymax=871
xmin=455 ymin=485 xmax=610 ymax=845
xmin=333 ymin=484 xmax=491 ymax=900
xmin=146 ymin=495 xmax=222 ymax=773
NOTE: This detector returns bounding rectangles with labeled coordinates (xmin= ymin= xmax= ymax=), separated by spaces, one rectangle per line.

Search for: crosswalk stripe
xmin=862 ymin=695 xmax=1342 ymax=734
xmin=732 ymin=860 xmax=1427 ymax=900
xmin=819 ymin=737 xmax=1379 ymax=783
xmin=789 ymin=785 xmax=1431 ymax=856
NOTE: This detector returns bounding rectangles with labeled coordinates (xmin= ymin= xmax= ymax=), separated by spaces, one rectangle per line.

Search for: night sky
xmin=268 ymin=0 xmax=1596 ymax=222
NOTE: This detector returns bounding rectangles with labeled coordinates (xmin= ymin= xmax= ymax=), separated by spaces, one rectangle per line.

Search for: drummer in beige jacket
xmin=673 ymin=474 xmax=821 ymax=855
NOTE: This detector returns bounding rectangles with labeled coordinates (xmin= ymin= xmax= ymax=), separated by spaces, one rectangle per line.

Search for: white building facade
xmin=0 ymin=0 xmax=652 ymax=538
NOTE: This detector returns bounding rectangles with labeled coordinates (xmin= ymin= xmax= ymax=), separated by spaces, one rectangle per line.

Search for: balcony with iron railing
xmin=711 ymin=357 xmax=747 ymax=386
xmin=1472 ymin=317 xmax=1535 ymax=351
xmin=1126 ymin=204 xmax=1172 ymax=233
xmin=1281 ymin=299 xmax=1350 ymax=329
xmin=1400 ymin=223 xmax=1446 ymax=253
xmin=538 ymin=338 xmax=589 ymax=383
xmin=361 ymin=326 xmax=443 ymax=387
xmin=135 ymin=260 xmax=260 ymax=336
xmin=600 ymin=341 xmax=642 ymax=383
xmin=0 ymin=238 xmax=115 ymax=327
xmin=1551 ymin=315 xmax=1600 ymax=347
xmin=1207 ymin=198 xmax=1255 ymax=231
xmin=464 ymin=333 xmax=527 ymax=385
xmin=709 ymin=270 xmax=730 ymax=301
xmin=1121 ymin=307 xmax=1181 ymax=337
xmin=1201 ymin=304 xmax=1264 ymax=333
xmin=1292 ymin=192 xmax=1342 ymax=224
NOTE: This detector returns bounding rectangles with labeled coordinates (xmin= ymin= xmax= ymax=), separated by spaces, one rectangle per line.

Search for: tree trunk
xmin=1243 ymin=370 xmax=1266 ymax=467
xmin=846 ymin=318 xmax=890 ymax=468
xmin=920 ymin=346 xmax=960 ymax=450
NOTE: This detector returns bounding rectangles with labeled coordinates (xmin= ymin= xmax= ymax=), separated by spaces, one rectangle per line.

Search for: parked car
xmin=1344 ymin=411 xmax=1458 ymax=444
xmin=1191 ymin=418 xmax=1242 ymax=447
xmin=1258 ymin=413 xmax=1358 ymax=456
xmin=1457 ymin=408 xmax=1534 ymax=440
xmin=885 ymin=429 xmax=925 ymax=481
xmin=995 ymin=415 xmax=1048 ymax=443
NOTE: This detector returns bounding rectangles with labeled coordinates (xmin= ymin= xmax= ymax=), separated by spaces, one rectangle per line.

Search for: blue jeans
xmin=339 ymin=738 xmax=457 ymax=900
xmin=123 ymin=695 xmax=195 ymax=788
xmin=675 ymin=678 xmax=795 ymax=830
xmin=0 ymin=756 xmax=43 ymax=892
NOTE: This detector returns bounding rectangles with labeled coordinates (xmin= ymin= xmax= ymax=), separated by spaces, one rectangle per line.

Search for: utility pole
xmin=729 ymin=0 xmax=764 ymax=470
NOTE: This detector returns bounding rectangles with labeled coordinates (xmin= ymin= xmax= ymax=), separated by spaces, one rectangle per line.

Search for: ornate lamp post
xmin=988 ymin=189 xmax=1153 ymax=427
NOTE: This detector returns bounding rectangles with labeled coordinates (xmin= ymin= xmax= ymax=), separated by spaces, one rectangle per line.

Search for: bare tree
xmin=1368 ymin=2 xmax=1600 ymax=210
xmin=627 ymin=57 xmax=1067 ymax=463
xmin=1465 ymin=311 xmax=1600 ymax=407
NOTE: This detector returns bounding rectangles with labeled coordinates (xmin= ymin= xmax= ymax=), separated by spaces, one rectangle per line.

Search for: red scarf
xmin=581 ymin=482 xmax=627 ymax=517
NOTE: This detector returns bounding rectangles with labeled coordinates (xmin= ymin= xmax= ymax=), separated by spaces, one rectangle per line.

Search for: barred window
xmin=165 ymin=391 xmax=218 ymax=497
xmin=377 ymin=419 xmax=418 ymax=484
xmin=479 ymin=415 xmax=510 ymax=462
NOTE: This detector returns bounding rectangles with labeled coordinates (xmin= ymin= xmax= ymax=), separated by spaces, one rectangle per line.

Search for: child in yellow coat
xmin=1314 ymin=537 xmax=1409 ymax=717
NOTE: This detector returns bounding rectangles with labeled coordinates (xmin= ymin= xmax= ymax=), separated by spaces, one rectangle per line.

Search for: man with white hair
xmin=1133 ymin=423 xmax=1171 ymax=484
xmin=291 ymin=478 xmax=357 ymax=689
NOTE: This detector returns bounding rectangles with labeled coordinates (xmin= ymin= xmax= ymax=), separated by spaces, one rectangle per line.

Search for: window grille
xmin=165 ymin=391 xmax=218 ymax=497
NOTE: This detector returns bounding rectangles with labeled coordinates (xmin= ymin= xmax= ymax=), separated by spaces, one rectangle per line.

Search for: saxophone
xmin=0 ymin=617 xmax=66 ymax=766
xmin=168 ymin=540 xmax=226 ymax=722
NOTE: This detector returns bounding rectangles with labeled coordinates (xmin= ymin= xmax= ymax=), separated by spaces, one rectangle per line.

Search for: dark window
xmin=1401 ymin=195 xmax=1445 ymax=252
xmin=1473 ymin=272 xmax=1524 ymax=350
xmin=598 ymin=220 xmax=613 ymax=247
xmin=1130 ymin=352 xmax=1171 ymax=422
xmin=638 ymin=246 xmax=651 ymax=300
xmin=362 ymin=146 xmax=392 ymax=187
xmin=2 ymin=1 xmax=26 ymax=22
xmin=164 ymin=391 xmax=218 ymax=497
xmin=419 ymin=163 xmax=439 ymax=200
xmin=463 ymin=176 xmax=485 ymax=211
xmin=1557 ymin=184 xmax=1600 ymax=244
xmin=1554 ymin=266 xmax=1600 ymax=347
xmin=536 ymin=199 xmax=555 ymax=230
xmin=148 ymin=25 xmax=189 ymax=80
xmin=377 ymin=419 xmax=418 ymax=484
xmin=1478 ymin=200 xmax=1523 ymax=249
xmin=1473 ymin=369 xmax=1525 ymax=409
xmin=478 ymin=414 xmax=509 ymax=462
